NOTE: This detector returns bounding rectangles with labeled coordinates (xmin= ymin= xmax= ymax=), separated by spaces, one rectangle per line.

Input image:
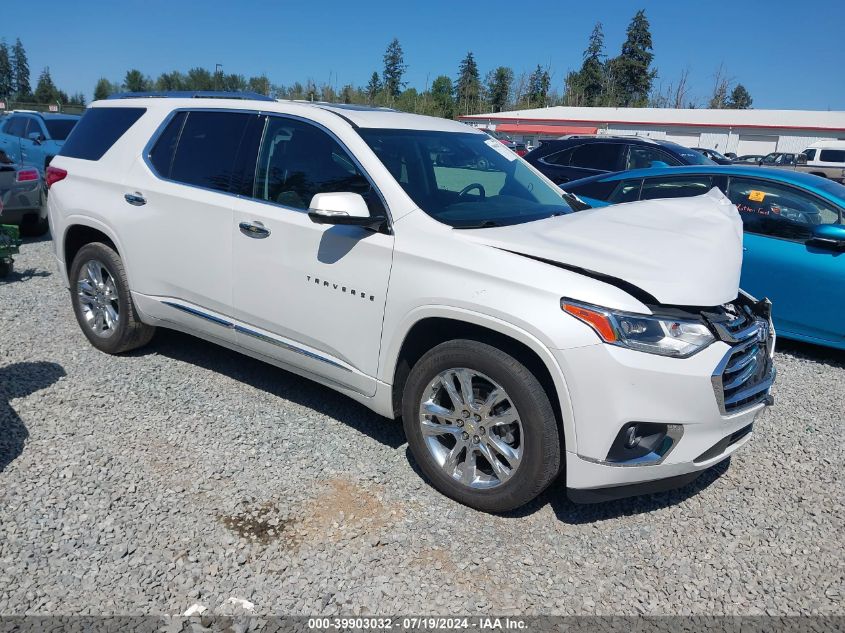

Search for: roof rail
xmin=106 ymin=91 xmax=276 ymax=102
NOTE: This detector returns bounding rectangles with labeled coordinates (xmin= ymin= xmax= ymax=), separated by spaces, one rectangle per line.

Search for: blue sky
xmin=3 ymin=0 xmax=843 ymax=110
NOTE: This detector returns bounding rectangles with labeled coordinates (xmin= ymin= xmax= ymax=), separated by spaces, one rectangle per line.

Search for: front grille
xmin=709 ymin=299 xmax=776 ymax=414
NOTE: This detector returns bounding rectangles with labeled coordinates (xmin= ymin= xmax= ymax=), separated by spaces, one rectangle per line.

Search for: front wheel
xmin=402 ymin=340 xmax=560 ymax=512
xmin=69 ymin=242 xmax=155 ymax=354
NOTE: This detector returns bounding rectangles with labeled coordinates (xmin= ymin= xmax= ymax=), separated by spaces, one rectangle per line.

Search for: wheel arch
xmin=385 ymin=309 xmax=576 ymax=452
xmin=63 ymin=220 xmax=124 ymax=276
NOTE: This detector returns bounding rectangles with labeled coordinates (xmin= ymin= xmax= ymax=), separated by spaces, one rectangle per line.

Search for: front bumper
xmin=555 ymin=333 xmax=773 ymax=500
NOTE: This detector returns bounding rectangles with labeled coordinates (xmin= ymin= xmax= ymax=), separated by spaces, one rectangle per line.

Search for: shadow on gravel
xmin=0 ymin=361 xmax=66 ymax=472
xmin=136 ymin=329 xmax=406 ymax=449
xmin=1 ymin=268 xmax=51 ymax=283
xmin=776 ymin=338 xmax=844 ymax=369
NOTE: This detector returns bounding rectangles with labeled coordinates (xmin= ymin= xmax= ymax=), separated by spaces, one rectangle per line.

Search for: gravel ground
xmin=0 ymin=237 xmax=843 ymax=616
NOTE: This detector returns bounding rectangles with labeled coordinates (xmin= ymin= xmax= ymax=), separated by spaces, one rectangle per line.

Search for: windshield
xmin=44 ymin=119 xmax=78 ymax=141
xmin=358 ymin=129 xmax=572 ymax=228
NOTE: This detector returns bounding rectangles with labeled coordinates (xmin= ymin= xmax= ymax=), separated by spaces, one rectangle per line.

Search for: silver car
xmin=0 ymin=148 xmax=47 ymax=236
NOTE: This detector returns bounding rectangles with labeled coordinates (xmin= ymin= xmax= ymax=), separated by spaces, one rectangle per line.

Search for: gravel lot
xmin=1 ymin=237 xmax=843 ymax=616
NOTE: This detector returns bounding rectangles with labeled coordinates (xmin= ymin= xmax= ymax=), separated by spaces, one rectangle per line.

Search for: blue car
xmin=0 ymin=111 xmax=80 ymax=173
xmin=562 ymin=166 xmax=845 ymax=350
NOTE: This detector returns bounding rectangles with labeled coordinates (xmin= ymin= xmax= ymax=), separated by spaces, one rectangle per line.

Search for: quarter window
xmin=727 ymin=177 xmax=841 ymax=240
xmin=819 ymin=149 xmax=845 ymax=163
xmin=5 ymin=116 xmax=27 ymax=138
xmin=60 ymin=107 xmax=146 ymax=161
xmin=253 ymin=117 xmax=374 ymax=211
xmin=543 ymin=146 xmax=575 ymax=166
xmin=640 ymin=175 xmax=713 ymax=200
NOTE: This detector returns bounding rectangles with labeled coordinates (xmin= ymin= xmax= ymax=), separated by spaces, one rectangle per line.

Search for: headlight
xmin=561 ymin=299 xmax=715 ymax=358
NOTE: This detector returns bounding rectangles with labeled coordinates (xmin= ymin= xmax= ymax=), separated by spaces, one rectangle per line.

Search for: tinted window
xmin=626 ymin=145 xmax=682 ymax=169
xmin=640 ymin=175 xmax=714 ymax=200
xmin=148 ymin=111 xmax=187 ymax=178
xmin=543 ymin=146 xmax=575 ymax=166
xmin=609 ymin=179 xmax=643 ymax=203
xmin=170 ymin=111 xmax=253 ymax=192
xmin=44 ymin=118 xmax=78 ymax=141
xmin=803 ymin=149 xmax=816 ymax=160
xmin=727 ymin=177 xmax=841 ymax=240
xmin=569 ymin=143 xmax=622 ymax=171
xmin=563 ymin=178 xmax=617 ymax=201
xmin=254 ymin=116 xmax=375 ymax=210
xmin=5 ymin=116 xmax=27 ymax=137
xmin=662 ymin=143 xmax=714 ymax=165
xmin=60 ymin=107 xmax=146 ymax=161
xmin=819 ymin=149 xmax=845 ymax=163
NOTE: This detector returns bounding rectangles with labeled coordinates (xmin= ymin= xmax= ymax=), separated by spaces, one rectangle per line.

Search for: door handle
xmin=124 ymin=192 xmax=146 ymax=206
xmin=239 ymin=221 xmax=270 ymax=238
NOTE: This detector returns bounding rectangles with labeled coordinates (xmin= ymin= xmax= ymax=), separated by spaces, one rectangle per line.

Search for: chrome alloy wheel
xmin=77 ymin=259 xmax=120 ymax=338
xmin=419 ymin=368 xmax=523 ymax=489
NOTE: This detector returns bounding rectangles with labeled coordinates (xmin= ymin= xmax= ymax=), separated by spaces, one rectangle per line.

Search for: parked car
xmin=0 ymin=111 xmax=80 ymax=173
xmin=48 ymin=94 xmax=774 ymax=511
xmin=733 ymin=154 xmax=765 ymax=165
xmin=0 ymin=148 xmax=48 ymax=236
xmin=561 ymin=165 xmax=845 ymax=349
xmin=724 ymin=152 xmax=737 ymax=160
xmin=524 ymin=135 xmax=714 ymax=184
xmin=691 ymin=147 xmax=733 ymax=165
xmin=756 ymin=150 xmax=845 ymax=184
xmin=799 ymin=141 xmax=845 ymax=182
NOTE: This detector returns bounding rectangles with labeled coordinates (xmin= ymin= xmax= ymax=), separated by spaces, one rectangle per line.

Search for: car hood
xmin=463 ymin=188 xmax=744 ymax=307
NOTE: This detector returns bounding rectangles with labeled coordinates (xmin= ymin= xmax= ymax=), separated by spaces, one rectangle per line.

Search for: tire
xmin=69 ymin=242 xmax=155 ymax=354
xmin=0 ymin=259 xmax=12 ymax=277
xmin=402 ymin=339 xmax=560 ymax=512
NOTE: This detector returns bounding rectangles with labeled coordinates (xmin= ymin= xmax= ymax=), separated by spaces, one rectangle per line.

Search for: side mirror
xmin=809 ymin=224 xmax=845 ymax=249
xmin=27 ymin=132 xmax=43 ymax=145
xmin=307 ymin=192 xmax=386 ymax=230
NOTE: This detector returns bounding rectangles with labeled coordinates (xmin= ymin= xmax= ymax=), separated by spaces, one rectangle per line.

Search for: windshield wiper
xmin=561 ymin=190 xmax=591 ymax=211
xmin=453 ymin=220 xmax=501 ymax=229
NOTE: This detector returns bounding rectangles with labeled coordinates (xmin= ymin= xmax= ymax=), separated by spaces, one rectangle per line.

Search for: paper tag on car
xmin=748 ymin=190 xmax=766 ymax=202
xmin=484 ymin=138 xmax=517 ymax=161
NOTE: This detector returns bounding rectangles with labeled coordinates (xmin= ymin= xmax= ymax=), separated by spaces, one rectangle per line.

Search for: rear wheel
xmin=69 ymin=242 xmax=155 ymax=354
xmin=402 ymin=340 xmax=560 ymax=512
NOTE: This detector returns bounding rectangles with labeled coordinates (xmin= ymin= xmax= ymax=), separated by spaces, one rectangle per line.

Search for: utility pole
xmin=215 ymin=64 xmax=223 ymax=90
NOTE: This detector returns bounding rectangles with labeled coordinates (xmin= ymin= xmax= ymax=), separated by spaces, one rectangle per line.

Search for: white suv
xmin=46 ymin=94 xmax=776 ymax=512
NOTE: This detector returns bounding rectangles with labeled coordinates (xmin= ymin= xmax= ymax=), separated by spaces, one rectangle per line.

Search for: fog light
xmin=606 ymin=423 xmax=681 ymax=465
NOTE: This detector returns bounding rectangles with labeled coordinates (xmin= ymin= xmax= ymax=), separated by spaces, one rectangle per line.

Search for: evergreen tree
xmin=455 ymin=52 xmax=482 ymax=115
xmin=486 ymin=66 xmax=513 ymax=113
xmin=430 ymin=75 xmax=455 ymax=118
xmin=11 ymin=38 xmax=31 ymax=98
xmin=340 ymin=83 xmax=355 ymax=104
xmin=382 ymin=38 xmax=407 ymax=98
xmin=33 ymin=67 xmax=59 ymax=104
xmin=0 ymin=41 xmax=12 ymax=99
xmin=727 ymin=84 xmax=753 ymax=109
xmin=93 ymin=78 xmax=117 ymax=100
xmin=155 ymin=71 xmax=186 ymax=91
xmin=527 ymin=65 xmax=551 ymax=108
xmin=186 ymin=67 xmax=214 ymax=90
xmin=123 ymin=68 xmax=150 ymax=92
xmin=366 ymin=71 xmax=382 ymax=104
xmin=607 ymin=10 xmax=656 ymax=107
xmin=577 ymin=23 xmax=607 ymax=106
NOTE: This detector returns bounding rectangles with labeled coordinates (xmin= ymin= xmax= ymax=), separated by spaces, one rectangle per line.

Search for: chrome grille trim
xmin=711 ymin=317 xmax=775 ymax=415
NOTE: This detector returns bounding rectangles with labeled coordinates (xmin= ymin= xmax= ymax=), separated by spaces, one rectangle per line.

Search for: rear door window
xmin=640 ymin=175 xmax=714 ymax=200
xmin=169 ymin=111 xmax=254 ymax=193
xmin=5 ymin=116 xmax=27 ymax=137
xmin=569 ymin=143 xmax=623 ymax=171
xmin=609 ymin=179 xmax=643 ymax=203
xmin=44 ymin=118 xmax=78 ymax=141
xmin=60 ymin=107 xmax=146 ymax=161
xmin=802 ymin=149 xmax=817 ymax=160
xmin=542 ymin=146 xmax=576 ymax=166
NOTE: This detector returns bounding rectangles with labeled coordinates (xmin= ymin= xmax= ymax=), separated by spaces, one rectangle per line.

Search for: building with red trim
xmin=459 ymin=106 xmax=845 ymax=156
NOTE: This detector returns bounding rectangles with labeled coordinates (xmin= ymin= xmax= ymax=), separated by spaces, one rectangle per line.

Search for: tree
xmin=247 ymin=74 xmax=270 ymax=96
xmin=579 ymin=23 xmax=607 ymax=106
xmin=34 ymin=67 xmax=59 ymax=104
xmin=11 ymin=38 xmax=30 ymax=98
xmin=727 ymin=83 xmax=753 ymax=109
xmin=94 ymin=77 xmax=119 ymax=100
xmin=0 ymin=41 xmax=12 ymax=99
xmin=708 ymin=64 xmax=731 ymax=109
xmin=527 ymin=65 xmax=551 ymax=108
xmin=155 ymin=71 xmax=186 ymax=91
xmin=123 ymin=68 xmax=150 ymax=93
xmin=382 ymin=38 xmax=407 ymax=99
xmin=186 ymin=67 xmax=214 ymax=91
xmin=486 ymin=66 xmax=513 ymax=113
xmin=455 ymin=52 xmax=482 ymax=115
xmin=429 ymin=75 xmax=455 ymax=118
xmin=607 ymin=10 xmax=656 ymax=107
xmin=366 ymin=71 xmax=381 ymax=104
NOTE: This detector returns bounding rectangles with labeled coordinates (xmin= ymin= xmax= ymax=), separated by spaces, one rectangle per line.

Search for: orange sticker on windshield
xmin=748 ymin=190 xmax=766 ymax=202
